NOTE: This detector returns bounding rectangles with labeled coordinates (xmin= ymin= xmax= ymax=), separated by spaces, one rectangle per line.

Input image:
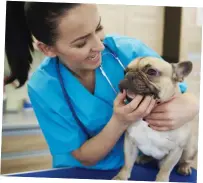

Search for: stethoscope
xmin=99 ymin=44 xmax=126 ymax=94
xmin=56 ymin=43 xmax=126 ymax=138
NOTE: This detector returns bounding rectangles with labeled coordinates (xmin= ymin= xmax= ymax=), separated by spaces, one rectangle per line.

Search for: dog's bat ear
xmin=172 ymin=61 xmax=193 ymax=82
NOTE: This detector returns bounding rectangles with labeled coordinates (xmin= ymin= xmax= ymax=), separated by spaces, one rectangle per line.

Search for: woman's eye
xmin=75 ymin=26 xmax=103 ymax=48
xmin=96 ymin=25 xmax=103 ymax=32
xmin=76 ymin=42 xmax=86 ymax=48
xmin=147 ymin=69 xmax=159 ymax=76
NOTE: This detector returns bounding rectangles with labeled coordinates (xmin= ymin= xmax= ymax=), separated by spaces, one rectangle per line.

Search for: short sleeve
xmin=178 ymin=82 xmax=187 ymax=93
xmin=28 ymin=85 xmax=87 ymax=155
xmin=104 ymin=34 xmax=161 ymax=65
xmin=104 ymin=34 xmax=187 ymax=93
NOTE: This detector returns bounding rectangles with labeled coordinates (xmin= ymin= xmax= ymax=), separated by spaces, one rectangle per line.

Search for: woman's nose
xmin=91 ymin=35 xmax=105 ymax=52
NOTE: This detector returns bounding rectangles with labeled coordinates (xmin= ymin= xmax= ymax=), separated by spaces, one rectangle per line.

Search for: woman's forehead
xmin=57 ymin=4 xmax=100 ymax=43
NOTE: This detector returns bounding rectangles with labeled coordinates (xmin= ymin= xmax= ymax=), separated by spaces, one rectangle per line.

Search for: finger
xmin=149 ymin=125 xmax=171 ymax=131
xmin=147 ymin=119 xmax=173 ymax=127
xmin=128 ymin=96 xmax=152 ymax=117
xmin=136 ymin=96 xmax=153 ymax=112
xmin=145 ymin=112 xmax=170 ymax=121
xmin=114 ymin=90 xmax=127 ymax=107
xmin=144 ymin=98 xmax=157 ymax=116
xmin=151 ymin=103 xmax=168 ymax=113
xmin=154 ymin=102 xmax=159 ymax=108
xmin=123 ymin=95 xmax=144 ymax=113
xmin=147 ymin=119 xmax=166 ymax=127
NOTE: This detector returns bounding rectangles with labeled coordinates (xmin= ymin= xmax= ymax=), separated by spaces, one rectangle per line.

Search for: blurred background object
xmin=1 ymin=4 xmax=202 ymax=174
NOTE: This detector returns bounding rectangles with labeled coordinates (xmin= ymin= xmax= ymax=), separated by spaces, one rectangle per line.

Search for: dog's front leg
xmin=156 ymin=147 xmax=183 ymax=182
xmin=113 ymin=132 xmax=139 ymax=180
xmin=177 ymin=133 xmax=198 ymax=175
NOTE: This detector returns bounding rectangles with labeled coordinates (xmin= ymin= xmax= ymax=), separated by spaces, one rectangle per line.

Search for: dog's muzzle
xmin=119 ymin=71 xmax=160 ymax=102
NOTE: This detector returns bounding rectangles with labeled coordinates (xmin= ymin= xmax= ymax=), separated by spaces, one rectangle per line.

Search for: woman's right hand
xmin=112 ymin=90 xmax=156 ymax=128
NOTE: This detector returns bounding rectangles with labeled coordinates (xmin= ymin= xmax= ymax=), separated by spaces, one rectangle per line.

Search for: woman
xmin=5 ymin=2 xmax=198 ymax=170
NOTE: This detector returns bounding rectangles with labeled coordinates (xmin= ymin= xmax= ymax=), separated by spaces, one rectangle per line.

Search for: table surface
xmin=6 ymin=160 xmax=197 ymax=182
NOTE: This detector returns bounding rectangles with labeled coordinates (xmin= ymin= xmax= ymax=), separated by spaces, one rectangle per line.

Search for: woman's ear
xmin=35 ymin=40 xmax=57 ymax=57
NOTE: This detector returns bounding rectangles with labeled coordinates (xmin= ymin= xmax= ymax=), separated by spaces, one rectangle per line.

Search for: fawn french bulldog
xmin=113 ymin=57 xmax=197 ymax=182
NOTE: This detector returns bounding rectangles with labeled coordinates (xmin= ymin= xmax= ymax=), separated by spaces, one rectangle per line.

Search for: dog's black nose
xmin=126 ymin=73 xmax=134 ymax=81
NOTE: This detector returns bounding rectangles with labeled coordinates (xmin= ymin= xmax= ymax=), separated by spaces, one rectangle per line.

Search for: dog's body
xmin=127 ymin=119 xmax=190 ymax=160
xmin=113 ymin=57 xmax=198 ymax=182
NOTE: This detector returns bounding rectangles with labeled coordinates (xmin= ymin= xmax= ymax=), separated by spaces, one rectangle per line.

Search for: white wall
xmin=98 ymin=4 xmax=164 ymax=54
xmin=180 ymin=7 xmax=202 ymax=61
xmin=179 ymin=7 xmax=202 ymax=100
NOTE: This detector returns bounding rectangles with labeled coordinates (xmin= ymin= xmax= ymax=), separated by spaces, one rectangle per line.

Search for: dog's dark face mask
xmin=119 ymin=65 xmax=160 ymax=103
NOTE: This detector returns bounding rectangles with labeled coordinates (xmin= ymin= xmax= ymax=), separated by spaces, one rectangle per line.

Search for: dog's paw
xmin=112 ymin=175 xmax=125 ymax=180
xmin=135 ymin=155 xmax=153 ymax=165
xmin=155 ymin=172 xmax=170 ymax=182
xmin=155 ymin=175 xmax=169 ymax=182
xmin=112 ymin=174 xmax=128 ymax=181
xmin=112 ymin=170 xmax=129 ymax=180
xmin=177 ymin=163 xmax=192 ymax=175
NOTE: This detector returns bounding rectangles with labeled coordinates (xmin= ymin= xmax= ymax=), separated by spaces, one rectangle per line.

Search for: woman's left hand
xmin=144 ymin=92 xmax=199 ymax=131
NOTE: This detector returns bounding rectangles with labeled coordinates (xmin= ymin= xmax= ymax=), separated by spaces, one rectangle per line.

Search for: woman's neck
xmin=78 ymin=70 xmax=95 ymax=94
xmin=68 ymin=66 xmax=94 ymax=80
xmin=63 ymin=63 xmax=95 ymax=93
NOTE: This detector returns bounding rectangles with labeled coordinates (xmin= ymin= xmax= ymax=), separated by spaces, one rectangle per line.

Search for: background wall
xmin=180 ymin=7 xmax=202 ymax=107
xmin=180 ymin=7 xmax=202 ymax=61
xmin=98 ymin=4 xmax=165 ymax=54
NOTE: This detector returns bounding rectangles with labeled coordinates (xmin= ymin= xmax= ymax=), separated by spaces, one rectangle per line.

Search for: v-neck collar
xmin=58 ymin=56 xmax=113 ymax=123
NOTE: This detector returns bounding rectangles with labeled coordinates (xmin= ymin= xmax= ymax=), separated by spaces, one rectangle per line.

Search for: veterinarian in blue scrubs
xmin=5 ymin=2 xmax=198 ymax=170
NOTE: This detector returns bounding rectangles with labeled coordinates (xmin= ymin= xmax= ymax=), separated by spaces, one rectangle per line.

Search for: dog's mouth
xmin=122 ymin=86 xmax=159 ymax=103
xmin=126 ymin=89 xmax=137 ymax=102
xmin=119 ymin=72 xmax=160 ymax=103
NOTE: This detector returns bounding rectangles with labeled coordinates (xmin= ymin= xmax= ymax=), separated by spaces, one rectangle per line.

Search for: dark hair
xmin=5 ymin=1 xmax=80 ymax=87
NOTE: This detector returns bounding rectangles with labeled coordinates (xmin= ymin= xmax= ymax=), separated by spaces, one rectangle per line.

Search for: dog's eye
xmin=147 ymin=69 xmax=159 ymax=76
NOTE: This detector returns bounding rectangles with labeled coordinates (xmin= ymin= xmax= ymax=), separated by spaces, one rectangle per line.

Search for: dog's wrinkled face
xmin=119 ymin=57 xmax=193 ymax=102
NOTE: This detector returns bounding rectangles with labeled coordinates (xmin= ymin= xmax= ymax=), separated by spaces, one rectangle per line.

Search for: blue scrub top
xmin=28 ymin=34 xmax=187 ymax=170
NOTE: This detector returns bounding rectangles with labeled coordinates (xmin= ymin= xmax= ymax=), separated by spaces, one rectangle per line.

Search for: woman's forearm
xmin=71 ymin=115 xmax=127 ymax=166
xmin=183 ymin=92 xmax=199 ymax=120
